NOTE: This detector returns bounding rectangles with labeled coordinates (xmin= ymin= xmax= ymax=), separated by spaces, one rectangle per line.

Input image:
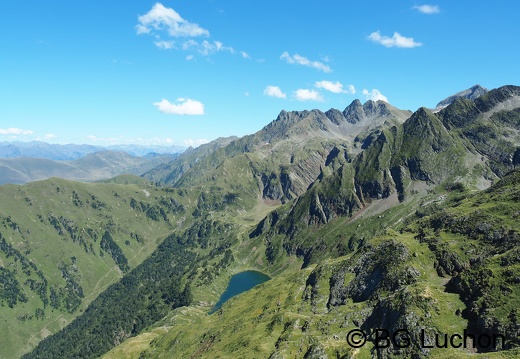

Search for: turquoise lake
xmin=209 ymin=270 xmax=271 ymax=314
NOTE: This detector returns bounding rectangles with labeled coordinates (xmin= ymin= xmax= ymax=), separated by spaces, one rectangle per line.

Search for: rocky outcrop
xmin=328 ymin=241 xmax=419 ymax=306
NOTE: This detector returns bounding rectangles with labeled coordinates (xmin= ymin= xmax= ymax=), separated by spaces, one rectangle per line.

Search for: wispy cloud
xmin=0 ymin=128 xmax=34 ymax=135
xmin=111 ymin=58 xmax=133 ymax=65
xmin=280 ymin=52 xmax=332 ymax=73
xmin=264 ymin=86 xmax=287 ymax=99
xmin=136 ymin=3 xmax=209 ymax=37
xmin=85 ymin=135 xmax=181 ymax=146
xmin=240 ymin=51 xmax=251 ymax=59
xmin=153 ymin=98 xmax=205 ymax=115
xmin=413 ymin=4 xmax=440 ymax=14
xmin=184 ymin=138 xmax=209 ymax=147
xmin=86 ymin=135 xmax=124 ymax=144
xmin=362 ymin=89 xmax=389 ymax=103
xmin=294 ymin=89 xmax=324 ymax=102
xmin=182 ymin=40 xmax=234 ymax=56
xmin=368 ymin=31 xmax=422 ymax=48
xmin=154 ymin=40 xmax=176 ymax=49
xmin=315 ymin=80 xmax=355 ymax=94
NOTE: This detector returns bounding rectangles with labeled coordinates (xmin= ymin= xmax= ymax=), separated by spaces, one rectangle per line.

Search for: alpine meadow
xmin=1 ymin=1 xmax=520 ymax=358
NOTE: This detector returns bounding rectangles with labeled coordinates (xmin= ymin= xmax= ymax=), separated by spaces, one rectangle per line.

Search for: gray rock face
xmin=343 ymin=99 xmax=365 ymax=124
xmin=362 ymin=100 xmax=391 ymax=118
xmin=324 ymin=108 xmax=346 ymax=125
xmin=435 ymin=84 xmax=488 ymax=110
xmin=341 ymin=99 xmax=392 ymax=124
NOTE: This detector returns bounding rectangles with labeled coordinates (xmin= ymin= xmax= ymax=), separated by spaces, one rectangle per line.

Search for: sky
xmin=1 ymin=1 xmax=519 ymax=147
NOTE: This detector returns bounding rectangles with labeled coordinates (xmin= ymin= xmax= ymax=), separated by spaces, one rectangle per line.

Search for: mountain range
xmin=0 ymin=151 xmax=179 ymax=185
xmin=0 ymin=141 xmax=186 ymax=160
xmin=0 ymin=85 xmax=518 ymax=358
xmin=0 ymin=143 xmax=185 ymax=185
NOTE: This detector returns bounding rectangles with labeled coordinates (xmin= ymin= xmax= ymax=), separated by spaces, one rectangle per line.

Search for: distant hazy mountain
xmin=105 ymin=144 xmax=186 ymax=157
xmin=0 ymin=141 xmax=186 ymax=161
xmin=0 ymin=150 xmax=178 ymax=185
xmin=433 ymin=84 xmax=488 ymax=111
xmin=0 ymin=141 xmax=101 ymax=160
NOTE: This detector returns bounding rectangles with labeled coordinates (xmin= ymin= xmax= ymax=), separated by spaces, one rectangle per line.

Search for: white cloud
xmin=45 ymin=134 xmax=57 ymax=139
xmin=315 ymin=80 xmax=356 ymax=94
xmin=186 ymin=54 xmax=195 ymax=61
xmin=136 ymin=3 xmax=250 ymax=58
xmin=0 ymin=128 xmax=34 ymax=135
xmin=368 ymin=31 xmax=422 ymax=48
xmin=136 ymin=3 xmax=209 ymax=38
xmin=182 ymin=39 xmax=197 ymax=50
xmin=413 ymin=4 xmax=440 ymax=14
xmin=294 ymin=89 xmax=324 ymax=102
xmin=362 ymin=89 xmax=389 ymax=103
xmin=182 ymin=39 xmax=234 ymax=56
xmin=264 ymin=86 xmax=287 ymax=99
xmin=153 ymin=98 xmax=205 ymax=115
xmin=112 ymin=58 xmax=133 ymax=65
xmin=202 ymin=40 xmax=234 ymax=55
xmin=154 ymin=40 xmax=175 ymax=49
xmin=184 ymin=138 xmax=209 ymax=147
xmin=280 ymin=52 xmax=332 ymax=73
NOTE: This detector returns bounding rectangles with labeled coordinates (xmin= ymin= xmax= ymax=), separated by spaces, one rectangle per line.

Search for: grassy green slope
xmin=0 ymin=176 xmax=192 ymax=358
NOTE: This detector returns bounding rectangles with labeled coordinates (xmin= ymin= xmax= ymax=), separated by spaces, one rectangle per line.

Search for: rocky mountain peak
xmin=324 ymin=108 xmax=346 ymax=126
xmin=342 ymin=99 xmax=364 ymax=124
xmin=363 ymin=100 xmax=391 ymax=117
xmin=434 ymin=84 xmax=488 ymax=111
xmin=342 ymin=99 xmax=391 ymax=124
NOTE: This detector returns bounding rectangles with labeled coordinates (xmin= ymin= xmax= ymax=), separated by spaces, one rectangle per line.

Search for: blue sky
xmin=1 ymin=1 xmax=519 ymax=147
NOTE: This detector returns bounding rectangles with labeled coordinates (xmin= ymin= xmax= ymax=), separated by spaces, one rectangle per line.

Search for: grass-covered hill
xmin=3 ymin=85 xmax=519 ymax=358
xmin=0 ymin=176 xmax=197 ymax=358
